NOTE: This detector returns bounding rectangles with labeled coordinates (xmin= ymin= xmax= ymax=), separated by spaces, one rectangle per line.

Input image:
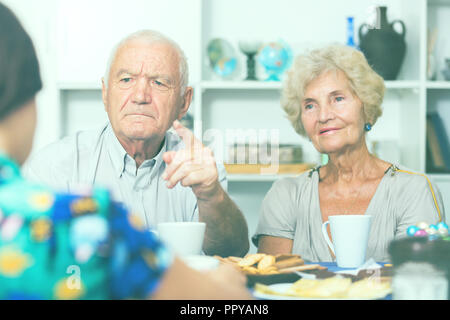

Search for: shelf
xmin=57 ymin=80 xmax=421 ymax=91
xmin=225 ymin=163 xmax=313 ymax=174
xmin=428 ymin=0 xmax=450 ymax=6
xmin=227 ymin=174 xmax=300 ymax=182
xmin=58 ymin=80 xmax=282 ymax=91
xmin=225 ymin=162 xmax=314 ymax=182
xmin=229 ymin=171 xmax=450 ymax=183
xmin=200 ymin=80 xmax=282 ymax=90
xmin=58 ymin=82 xmax=102 ymax=90
xmin=384 ymin=81 xmax=420 ymax=89
xmin=426 ymin=81 xmax=450 ymax=89
xmin=428 ymin=173 xmax=450 ymax=182
xmin=200 ymin=80 xmax=420 ymax=91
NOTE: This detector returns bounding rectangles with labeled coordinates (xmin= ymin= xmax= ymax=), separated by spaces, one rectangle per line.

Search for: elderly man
xmin=23 ymin=30 xmax=249 ymax=257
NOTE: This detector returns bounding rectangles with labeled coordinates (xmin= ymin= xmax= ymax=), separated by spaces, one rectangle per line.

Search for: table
xmin=252 ymin=261 xmax=393 ymax=300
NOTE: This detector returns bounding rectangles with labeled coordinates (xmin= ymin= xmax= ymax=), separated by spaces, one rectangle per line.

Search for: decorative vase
xmin=358 ymin=6 xmax=406 ymax=80
xmin=238 ymin=41 xmax=262 ymax=81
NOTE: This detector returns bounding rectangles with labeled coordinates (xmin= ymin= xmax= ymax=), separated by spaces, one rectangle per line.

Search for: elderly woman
xmin=0 ymin=3 xmax=251 ymax=300
xmin=252 ymin=44 xmax=446 ymax=263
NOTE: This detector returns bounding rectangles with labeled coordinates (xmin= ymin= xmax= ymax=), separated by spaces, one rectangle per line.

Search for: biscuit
xmin=237 ymin=253 xmax=266 ymax=267
xmin=257 ymin=255 xmax=276 ymax=270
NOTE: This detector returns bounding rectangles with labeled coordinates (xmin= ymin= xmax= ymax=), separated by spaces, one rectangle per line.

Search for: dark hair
xmin=0 ymin=2 xmax=42 ymax=120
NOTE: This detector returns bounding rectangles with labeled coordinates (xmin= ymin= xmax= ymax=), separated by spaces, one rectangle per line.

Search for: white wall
xmin=55 ymin=0 xmax=202 ymax=85
xmin=3 ymin=0 xmax=60 ymax=152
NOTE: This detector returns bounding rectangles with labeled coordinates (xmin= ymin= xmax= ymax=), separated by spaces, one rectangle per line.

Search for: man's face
xmin=103 ymin=40 xmax=187 ymax=143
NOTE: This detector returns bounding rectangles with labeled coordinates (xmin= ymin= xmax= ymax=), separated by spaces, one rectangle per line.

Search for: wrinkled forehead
xmin=304 ymin=69 xmax=353 ymax=97
xmin=111 ymin=40 xmax=180 ymax=79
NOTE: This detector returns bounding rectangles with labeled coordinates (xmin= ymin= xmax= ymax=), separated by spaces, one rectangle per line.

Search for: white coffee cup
xmin=321 ymin=215 xmax=372 ymax=268
xmin=157 ymin=222 xmax=206 ymax=256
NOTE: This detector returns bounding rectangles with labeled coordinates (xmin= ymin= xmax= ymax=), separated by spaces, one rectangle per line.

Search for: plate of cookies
xmin=214 ymin=253 xmax=327 ymax=287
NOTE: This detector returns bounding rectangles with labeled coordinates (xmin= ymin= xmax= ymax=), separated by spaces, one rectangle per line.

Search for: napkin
xmin=336 ymin=258 xmax=382 ymax=276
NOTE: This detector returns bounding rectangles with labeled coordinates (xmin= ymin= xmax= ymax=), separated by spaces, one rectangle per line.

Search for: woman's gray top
xmin=252 ymin=165 xmax=446 ymax=263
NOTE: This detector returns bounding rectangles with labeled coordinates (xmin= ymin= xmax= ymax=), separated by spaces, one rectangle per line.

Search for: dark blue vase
xmin=358 ymin=6 xmax=406 ymax=80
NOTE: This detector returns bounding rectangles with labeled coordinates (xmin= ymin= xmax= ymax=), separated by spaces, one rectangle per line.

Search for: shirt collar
xmin=106 ymin=124 xmax=128 ymax=178
xmin=149 ymin=136 xmax=168 ymax=174
xmin=106 ymin=123 xmax=169 ymax=178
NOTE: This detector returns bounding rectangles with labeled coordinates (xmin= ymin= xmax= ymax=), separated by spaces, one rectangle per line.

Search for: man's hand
xmin=162 ymin=120 xmax=249 ymax=257
xmin=162 ymin=120 xmax=222 ymax=201
xmin=205 ymin=262 xmax=248 ymax=289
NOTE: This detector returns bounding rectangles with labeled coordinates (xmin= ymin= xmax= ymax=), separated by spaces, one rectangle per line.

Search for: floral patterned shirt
xmin=0 ymin=153 xmax=172 ymax=299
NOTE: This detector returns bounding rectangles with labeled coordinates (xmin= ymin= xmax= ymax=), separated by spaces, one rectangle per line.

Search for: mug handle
xmin=321 ymin=221 xmax=335 ymax=255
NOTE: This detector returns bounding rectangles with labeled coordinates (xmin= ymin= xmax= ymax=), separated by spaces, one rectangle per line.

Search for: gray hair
xmin=281 ymin=44 xmax=385 ymax=137
xmin=103 ymin=29 xmax=189 ymax=94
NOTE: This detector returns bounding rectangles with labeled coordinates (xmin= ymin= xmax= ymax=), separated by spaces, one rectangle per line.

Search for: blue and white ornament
xmin=416 ymin=222 xmax=429 ymax=230
xmin=407 ymin=221 xmax=449 ymax=238
xmin=407 ymin=225 xmax=420 ymax=237
xmin=437 ymin=222 xmax=449 ymax=231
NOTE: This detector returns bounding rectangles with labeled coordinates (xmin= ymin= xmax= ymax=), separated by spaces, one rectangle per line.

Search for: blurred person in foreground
xmin=253 ymin=44 xmax=446 ymax=263
xmin=0 ymin=2 xmax=251 ymax=300
xmin=23 ymin=29 xmax=249 ymax=258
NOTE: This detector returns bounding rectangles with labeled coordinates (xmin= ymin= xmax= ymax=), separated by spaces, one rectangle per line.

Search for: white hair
xmin=103 ymin=30 xmax=189 ymax=94
xmin=281 ymin=44 xmax=384 ymax=137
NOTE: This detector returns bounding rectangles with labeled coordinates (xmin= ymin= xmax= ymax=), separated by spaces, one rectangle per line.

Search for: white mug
xmin=157 ymin=222 xmax=206 ymax=256
xmin=321 ymin=215 xmax=372 ymax=268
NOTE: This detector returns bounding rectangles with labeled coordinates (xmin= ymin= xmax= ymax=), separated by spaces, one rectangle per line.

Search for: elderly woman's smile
xmin=319 ymin=127 xmax=341 ymax=135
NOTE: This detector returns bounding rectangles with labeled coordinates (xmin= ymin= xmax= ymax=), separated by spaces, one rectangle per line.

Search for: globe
xmin=258 ymin=41 xmax=293 ymax=81
xmin=207 ymin=38 xmax=237 ymax=78
xmin=213 ymin=57 xmax=237 ymax=78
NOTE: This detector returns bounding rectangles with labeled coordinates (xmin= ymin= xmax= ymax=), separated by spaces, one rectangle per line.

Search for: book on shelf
xmin=426 ymin=112 xmax=450 ymax=173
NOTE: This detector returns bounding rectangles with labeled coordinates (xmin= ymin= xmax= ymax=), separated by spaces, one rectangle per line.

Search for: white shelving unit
xmin=427 ymin=81 xmax=450 ymax=89
xmin=53 ymin=0 xmax=437 ymax=176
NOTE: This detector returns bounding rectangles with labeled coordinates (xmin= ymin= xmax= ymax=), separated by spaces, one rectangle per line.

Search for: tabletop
xmin=251 ymin=261 xmax=393 ymax=300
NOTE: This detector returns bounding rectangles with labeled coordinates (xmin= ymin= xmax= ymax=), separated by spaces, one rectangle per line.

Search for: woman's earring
xmin=364 ymin=123 xmax=372 ymax=132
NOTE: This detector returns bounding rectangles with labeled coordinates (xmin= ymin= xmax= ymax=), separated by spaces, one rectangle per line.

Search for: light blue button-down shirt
xmin=23 ymin=122 xmax=228 ymax=229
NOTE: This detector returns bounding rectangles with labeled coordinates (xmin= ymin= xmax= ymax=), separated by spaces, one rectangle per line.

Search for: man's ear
xmin=178 ymin=86 xmax=193 ymax=120
xmin=101 ymin=78 xmax=108 ymax=112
